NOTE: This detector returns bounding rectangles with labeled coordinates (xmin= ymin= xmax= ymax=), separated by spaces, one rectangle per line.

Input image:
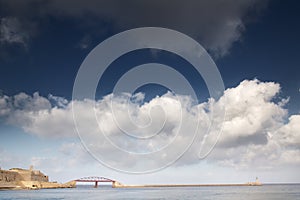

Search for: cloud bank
xmin=0 ymin=79 xmax=299 ymax=171
xmin=0 ymin=0 xmax=269 ymax=56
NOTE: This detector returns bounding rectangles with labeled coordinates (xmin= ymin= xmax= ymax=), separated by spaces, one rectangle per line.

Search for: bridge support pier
xmin=94 ymin=181 xmax=98 ymax=188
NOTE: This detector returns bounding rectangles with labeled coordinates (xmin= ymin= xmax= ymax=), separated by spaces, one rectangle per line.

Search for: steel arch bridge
xmin=74 ymin=176 xmax=116 ymax=188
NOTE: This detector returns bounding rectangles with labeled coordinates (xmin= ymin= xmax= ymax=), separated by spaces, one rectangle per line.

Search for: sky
xmin=0 ymin=0 xmax=300 ymax=184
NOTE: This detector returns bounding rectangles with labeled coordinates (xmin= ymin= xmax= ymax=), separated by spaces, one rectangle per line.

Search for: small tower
xmin=29 ymin=165 xmax=34 ymax=171
xmin=255 ymin=177 xmax=262 ymax=186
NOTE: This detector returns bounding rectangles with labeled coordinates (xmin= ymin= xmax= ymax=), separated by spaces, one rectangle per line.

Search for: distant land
xmin=0 ymin=166 xmax=75 ymax=190
xmin=1 ymin=166 xmax=264 ymax=190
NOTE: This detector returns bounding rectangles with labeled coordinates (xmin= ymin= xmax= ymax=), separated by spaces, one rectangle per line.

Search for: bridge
xmin=74 ymin=176 xmax=117 ymax=188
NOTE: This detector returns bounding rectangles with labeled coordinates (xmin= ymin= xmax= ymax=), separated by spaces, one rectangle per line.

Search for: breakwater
xmin=112 ymin=179 xmax=262 ymax=188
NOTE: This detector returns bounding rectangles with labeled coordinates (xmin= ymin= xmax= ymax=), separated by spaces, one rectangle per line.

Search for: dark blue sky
xmin=0 ymin=0 xmax=299 ymax=112
xmin=219 ymin=0 xmax=300 ymax=114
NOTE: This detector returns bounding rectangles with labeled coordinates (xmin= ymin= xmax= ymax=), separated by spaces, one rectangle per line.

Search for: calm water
xmin=1 ymin=184 xmax=299 ymax=200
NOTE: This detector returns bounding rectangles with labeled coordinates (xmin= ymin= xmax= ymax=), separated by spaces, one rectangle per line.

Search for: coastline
xmin=112 ymin=183 xmax=262 ymax=188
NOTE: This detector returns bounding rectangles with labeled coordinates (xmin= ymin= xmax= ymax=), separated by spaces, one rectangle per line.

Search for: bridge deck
xmin=74 ymin=177 xmax=116 ymax=188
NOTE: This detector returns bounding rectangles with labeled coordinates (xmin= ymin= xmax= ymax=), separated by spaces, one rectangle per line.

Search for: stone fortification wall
xmin=9 ymin=168 xmax=49 ymax=182
xmin=0 ymin=167 xmax=74 ymax=189
xmin=0 ymin=169 xmax=23 ymax=188
xmin=31 ymin=170 xmax=49 ymax=182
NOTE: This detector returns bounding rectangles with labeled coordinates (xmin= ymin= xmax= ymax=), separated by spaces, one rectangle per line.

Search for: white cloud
xmin=48 ymin=94 xmax=68 ymax=108
xmin=0 ymin=95 xmax=11 ymax=117
xmin=1 ymin=79 xmax=299 ymax=171
xmin=0 ymin=17 xmax=31 ymax=47
xmin=13 ymin=92 xmax=51 ymax=111
xmin=77 ymin=35 xmax=92 ymax=49
xmin=276 ymin=115 xmax=300 ymax=147
xmin=193 ymin=80 xmax=300 ymax=170
xmin=216 ymin=79 xmax=287 ymax=147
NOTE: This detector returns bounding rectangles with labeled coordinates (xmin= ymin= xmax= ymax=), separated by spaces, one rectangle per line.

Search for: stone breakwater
xmin=0 ymin=167 xmax=75 ymax=190
xmin=112 ymin=179 xmax=262 ymax=188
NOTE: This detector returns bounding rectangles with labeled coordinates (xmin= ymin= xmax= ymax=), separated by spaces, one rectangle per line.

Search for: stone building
xmin=0 ymin=166 xmax=75 ymax=189
xmin=9 ymin=166 xmax=49 ymax=182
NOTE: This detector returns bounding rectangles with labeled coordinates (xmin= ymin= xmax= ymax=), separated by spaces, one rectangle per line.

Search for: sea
xmin=0 ymin=184 xmax=299 ymax=200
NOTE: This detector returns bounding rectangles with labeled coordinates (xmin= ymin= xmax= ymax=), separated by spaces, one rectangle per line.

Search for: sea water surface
xmin=0 ymin=184 xmax=299 ymax=200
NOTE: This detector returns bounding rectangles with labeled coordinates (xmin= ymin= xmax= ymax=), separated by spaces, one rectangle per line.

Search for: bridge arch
xmin=74 ymin=176 xmax=117 ymax=188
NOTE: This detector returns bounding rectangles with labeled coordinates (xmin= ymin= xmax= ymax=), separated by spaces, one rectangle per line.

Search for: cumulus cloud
xmin=0 ymin=92 xmax=73 ymax=137
xmin=276 ymin=115 xmax=300 ymax=147
xmin=48 ymin=94 xmax=68 ymax=108
xmin=216 ymin=80 xmax=286 ymax=147
xmin=0 ymin=79 xmax=299 ymax=171
xmin=0 ymin=0 xmax=269 ymax=56
xmin=189 ymin=80 xmax=300 ymax=170
xmin=0 ymin=92 xmax=49 ymax=117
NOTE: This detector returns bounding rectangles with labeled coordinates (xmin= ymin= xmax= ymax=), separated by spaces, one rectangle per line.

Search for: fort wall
xmin=0 ymin=169 xmax=23 ymax=188
xmin=0 ymin=167 xmax=75 ymax=189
